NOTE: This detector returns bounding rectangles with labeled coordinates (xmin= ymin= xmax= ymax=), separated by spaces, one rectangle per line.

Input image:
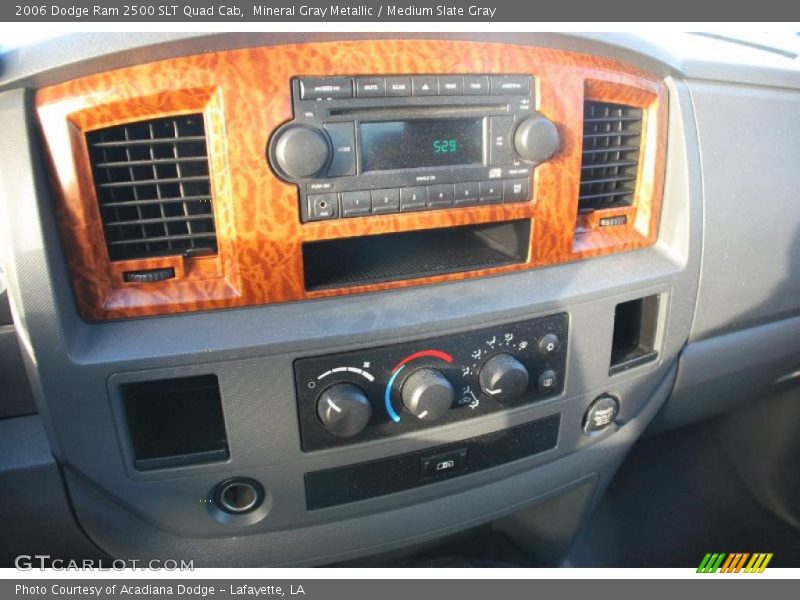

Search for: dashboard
xmin=1 ymin=32 xmax=799 ymax=566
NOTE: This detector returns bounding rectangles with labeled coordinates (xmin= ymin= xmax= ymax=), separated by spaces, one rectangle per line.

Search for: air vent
xmin=578 ymin=101 xmax=643 ymax=213
xmin=86 ymin=114 xmax=217 ymax=262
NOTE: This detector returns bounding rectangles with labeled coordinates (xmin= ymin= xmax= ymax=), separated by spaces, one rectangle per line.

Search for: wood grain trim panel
xmin=36 ymin=40 xmax=667 ymax=321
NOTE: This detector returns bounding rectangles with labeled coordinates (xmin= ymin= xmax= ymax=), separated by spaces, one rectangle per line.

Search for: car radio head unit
xmin=267 ymin=75 xmax=560 ymax=222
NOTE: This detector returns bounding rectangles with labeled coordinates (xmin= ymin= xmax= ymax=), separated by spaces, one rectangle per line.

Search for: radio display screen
xmin=359 ymin=118 xmax=483 ymax=172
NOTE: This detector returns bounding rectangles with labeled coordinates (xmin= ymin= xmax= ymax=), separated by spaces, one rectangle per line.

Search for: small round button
xmin=478 ymin=353 xmax=530 ymax=403
xmin=316 ymin=383 xmax=372 ymax=438
xmin=538 ymin=333 xmax=561 ymax=357
xmin=537 ymin=369 xmax=559 ymax=393
xmin=583 ymin=395 xmax=619 ymax=436
xmin=271 ymin=125 xmax=331 ymax=180
xmin=401 ymin=368 xmax=454 ymax=421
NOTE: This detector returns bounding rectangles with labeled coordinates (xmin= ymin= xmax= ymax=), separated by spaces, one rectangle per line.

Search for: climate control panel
xmin=294 ymin=313 xmax=567 ymax=451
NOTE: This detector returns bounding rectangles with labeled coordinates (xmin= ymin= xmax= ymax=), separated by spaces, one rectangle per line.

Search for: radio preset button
xmin=412 ymin=76 xmax=438 ymax=96
xmin=438 ymin=76 xmax=464 ymax=95
xmin=340 ymin=191 xmax=372 ymax=217
xmin=489 ymin=116 xmax=516 ymax=166
xmin=400 ymin=186 xmax=429 ymax=211
xmin=491 ymin=75 xmax=532 ymax=95
xmin=428 ymin=184 xmax=455 ymax=208
xmin=385 ymin=77 xmax=412 ymax=97
xmin=308 ymin=193 xmax=339 ymax=220
xmin=355 ymin=77 xmax=386 ymax=97
xmin=463 ymin=76 xmax=490 ymax=95
xmin=324 ymin=122 xmax=356 ymax=177
xmin=454 ymin=182 xmax=480 ymax=206
xmin=299 ymin=77 xmax=353 ymax=100
xmin=479 ymin=181 xmax=503 ymax=204
xmin=503 ymin=178 xmax=531 ymax=203
xmin=371 ymin=188 xmax=401 ymax=214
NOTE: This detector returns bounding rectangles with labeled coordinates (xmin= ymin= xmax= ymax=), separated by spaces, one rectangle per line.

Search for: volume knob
xmin=479 ymin=353 xmax=530 ymax=403
xmin=316 ymin=383 xmax=372 ymax=438
xmin=513 ymin=115 xmax=560 ymax=165
xmin=401 ymin=368 xmax=454 ymax=421
xmin=271 ymin=125 xmax=331 ymax=180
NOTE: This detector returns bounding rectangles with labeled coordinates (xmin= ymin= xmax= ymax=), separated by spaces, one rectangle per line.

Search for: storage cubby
xmin=302 ymin=219 xmax=530 ymax=291
xmin=121 ymin=374 xmax=229 ymax=471
xmin=610 ymin=295 xmax=660 ymax=375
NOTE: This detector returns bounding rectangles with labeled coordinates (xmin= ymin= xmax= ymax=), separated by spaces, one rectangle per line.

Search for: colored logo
xmin=697 ymin=553 xmax=773 ymax=573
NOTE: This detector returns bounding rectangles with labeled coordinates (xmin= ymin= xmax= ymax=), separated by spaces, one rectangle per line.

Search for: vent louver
xmin=578 ymin=101 xmax=643 ymax=213
xmin=86 ymin=114 xmax=217 ymax=262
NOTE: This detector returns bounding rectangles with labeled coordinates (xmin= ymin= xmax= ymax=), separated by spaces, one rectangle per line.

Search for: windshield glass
xmin=0 ymin=32 xmax=64 ymax=53
xmin=694 ymin=32 xmax=800 ymax=58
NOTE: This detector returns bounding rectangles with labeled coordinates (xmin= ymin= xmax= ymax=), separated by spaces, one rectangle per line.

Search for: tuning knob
xmin=479 ymin=353 xmax=530 ymax=403
xmin=271 ymin=125 xmax=331 ymax=179
xmin=316 ymin=383 xmax=372 ymax=437
xmin=513 ymin=114 xmax=560 ymax=165
xmin=401 ymin=368 xmax=454 ymax=421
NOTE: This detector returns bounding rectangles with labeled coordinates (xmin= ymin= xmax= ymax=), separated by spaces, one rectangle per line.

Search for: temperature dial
xmin=401 ymin=368 xmax=454 ymax=421
xmin=479 ymin=353 xmax=530 ymax=403
xmin=316 ymin=383 xmax=372 ymax=437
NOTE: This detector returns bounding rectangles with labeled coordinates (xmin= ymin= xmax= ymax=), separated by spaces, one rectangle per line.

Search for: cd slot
xmin=302 ymin=219 xmax=530 ymax=291
xmin=328 ymin=103 xmax=509 ymax=118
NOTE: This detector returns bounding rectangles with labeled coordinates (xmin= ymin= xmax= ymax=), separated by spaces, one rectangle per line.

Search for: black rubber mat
xmin=568 ymin=420 xmax=800 ymax=567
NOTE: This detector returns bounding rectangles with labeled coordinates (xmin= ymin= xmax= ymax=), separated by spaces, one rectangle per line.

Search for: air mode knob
xmin=479 ymin=353 xmax=530 ymax=403
xmin=316 ymin=383 xmax=372 ymax=438
xmin=271 ymin=125 xmax=331 ymax=179
xmin=513 ymin=115 xmax=560 ymax=165
xmin=401 ymin=368 xmax=454 ymax=421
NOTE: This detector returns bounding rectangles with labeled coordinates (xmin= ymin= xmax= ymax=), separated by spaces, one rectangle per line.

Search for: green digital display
xmin=433 ymin=139 xmax=458 ymax=154
xmin=360 ymin=118 xmax=482 ymax=171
